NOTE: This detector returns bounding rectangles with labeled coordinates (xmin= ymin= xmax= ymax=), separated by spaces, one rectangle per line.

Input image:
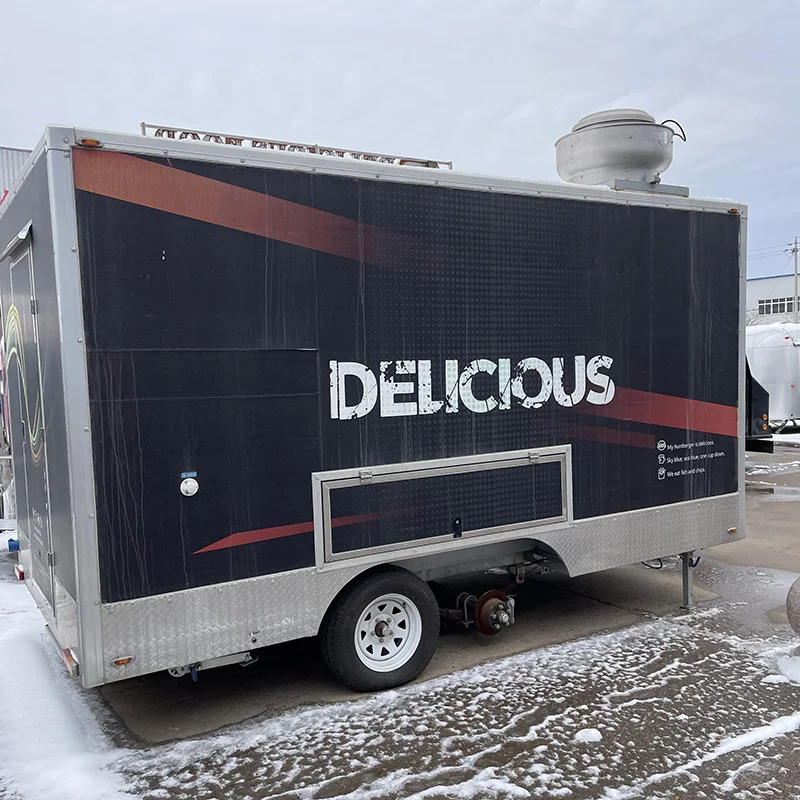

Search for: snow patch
xmin=761 ymin=674 xmax=790 ymax=684
xmin=712 ymin=712 xmax=800 ymax=756
xmin=777 ymin=655 xmax=800 ymax=683
xmin=0 ymin=576 xmax=132 ymax=800
xmin=392 ymin=768 xmax=529 ymax=799
xmin=719 ymin=757 xmax=761 ymax=792
xmin=573 ymin=728 xmax=602 ymax=743
xmin=746 ymin=460 xmax=800 ymax=476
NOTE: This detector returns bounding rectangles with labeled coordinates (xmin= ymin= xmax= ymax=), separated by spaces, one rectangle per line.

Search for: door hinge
xmin=46 ymin=551 xmax=55 ymax=567
xmin=30 ymin=298 xmax=38 ymax=315
xmin=528 ymin=450 xmax=540 ymax=463
xmin=359 ymin=469 xmax=373 ymax=484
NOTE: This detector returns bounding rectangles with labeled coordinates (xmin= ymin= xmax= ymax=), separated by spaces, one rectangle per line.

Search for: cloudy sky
xmin=4 ymin=0 xmax=797 ymax=276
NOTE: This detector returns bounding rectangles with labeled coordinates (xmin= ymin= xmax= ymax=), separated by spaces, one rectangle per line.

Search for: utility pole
xmin=795 ymin=236 xmax=799 ymax=325
xmin=785 ymin=237 xmax=800 ymax=323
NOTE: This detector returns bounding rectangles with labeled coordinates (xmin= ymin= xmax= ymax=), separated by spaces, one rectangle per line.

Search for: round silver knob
xmin=180 ymin=478 xmax=199 ymax=497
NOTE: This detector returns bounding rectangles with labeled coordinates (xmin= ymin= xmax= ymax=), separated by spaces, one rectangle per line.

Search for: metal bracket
xmin=528 ymin=451 xmax=540 ymax=463
xmin=359 ymin=469 xmax=373 ymax=484
xmin=613 ymin=179 xmax=690 ymax=197
xmin=1 ymin=221 xmax=32 ymax=261
xmin=46 ymin=551 xmax=55 ymax=567
xmin=167 ymin=651 xmax=257 ymax=678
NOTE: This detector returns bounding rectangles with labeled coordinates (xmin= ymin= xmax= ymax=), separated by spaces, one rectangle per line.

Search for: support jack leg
xmin=681 ymin=551 xmax=694 ymax=610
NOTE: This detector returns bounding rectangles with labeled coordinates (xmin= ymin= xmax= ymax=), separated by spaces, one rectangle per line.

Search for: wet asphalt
xmin=9 ymin=444 xmax=800 ymax=799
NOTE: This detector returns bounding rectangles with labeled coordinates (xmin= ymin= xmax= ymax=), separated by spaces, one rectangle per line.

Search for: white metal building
xmin=746 ymin=273 xmax=800 ymax=325
xmin=1 ymin=146 xmax=32 ymax=204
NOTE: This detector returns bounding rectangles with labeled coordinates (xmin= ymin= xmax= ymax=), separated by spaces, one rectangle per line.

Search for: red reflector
xmin=14 ymin=564 xmax=24 ymax=580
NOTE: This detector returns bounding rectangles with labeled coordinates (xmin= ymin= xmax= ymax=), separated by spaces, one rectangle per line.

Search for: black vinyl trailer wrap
xmin=0 ymin=126 xmax=745 ymax=690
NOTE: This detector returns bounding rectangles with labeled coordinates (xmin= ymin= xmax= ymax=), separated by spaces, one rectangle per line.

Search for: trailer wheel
xmin=320 ymin=568 xmax=439 ymax=692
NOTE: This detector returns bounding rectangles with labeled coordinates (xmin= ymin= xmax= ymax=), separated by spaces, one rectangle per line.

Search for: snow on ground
xmin=0 ymin=565 xmax=133 ymax=800
xmin=745 ymin=459 xmax=800 ymax=476
xmin=113 ymin=605 xmax=800 ymax=800
xmin=777 ymin=655 xmax=800 ymax=684
xmin=2 ymin=556 xmax=800 ymax=799
xmin=773 ymin=434 xmax=800 ymax=446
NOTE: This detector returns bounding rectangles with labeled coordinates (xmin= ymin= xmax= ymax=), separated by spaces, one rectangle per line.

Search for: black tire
xmin=319 ymin=567 xmax=440 ymax=692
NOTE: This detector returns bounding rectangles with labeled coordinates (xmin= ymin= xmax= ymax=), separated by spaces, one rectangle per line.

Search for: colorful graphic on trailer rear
xmin=72 ymin=149 xmax=740 ymax=602
xmin=0 ymin=155 xmax=77 ymax=604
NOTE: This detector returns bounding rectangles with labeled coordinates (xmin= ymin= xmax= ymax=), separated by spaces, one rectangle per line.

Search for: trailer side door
xmin=6 ymin=243 xmax=54 ymax=608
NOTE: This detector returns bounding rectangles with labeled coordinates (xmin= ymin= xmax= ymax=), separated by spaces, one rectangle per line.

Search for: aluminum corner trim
xmin=46 ymin=145 xmax=104 ymax=688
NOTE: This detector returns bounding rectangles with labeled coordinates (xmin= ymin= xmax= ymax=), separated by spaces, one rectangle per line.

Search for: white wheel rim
xmin=354 ymin=592 xmax=422 ymax=673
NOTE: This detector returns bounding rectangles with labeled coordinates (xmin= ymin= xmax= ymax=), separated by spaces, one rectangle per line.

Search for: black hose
xmin=660 ymin=119 xmax=687 ymax=142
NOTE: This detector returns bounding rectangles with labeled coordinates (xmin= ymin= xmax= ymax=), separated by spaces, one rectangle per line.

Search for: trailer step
xmin=168 ymin=651 xmax=258 ymax=680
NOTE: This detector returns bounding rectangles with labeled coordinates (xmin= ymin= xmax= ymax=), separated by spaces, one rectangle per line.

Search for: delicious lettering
xmin=329 ymin=356 xmax=615 ymax=420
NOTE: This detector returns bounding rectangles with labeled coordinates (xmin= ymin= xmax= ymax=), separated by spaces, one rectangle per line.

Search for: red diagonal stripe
xmin=72 ymin=149 xmax=414 ymax=270
xmin=193 ymin=512 xmax=383 ymax=554
xmin=585 ymin=387 xmax=737 ymax=438
xmin=573 ymin=426 xmax=656 ymax=449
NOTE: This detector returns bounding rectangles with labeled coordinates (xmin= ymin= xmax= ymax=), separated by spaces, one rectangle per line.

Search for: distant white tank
xmin=555 ymin=109 xmax=679 ymax=187
xmin=746 ymin=323 xmax=800 ymax=422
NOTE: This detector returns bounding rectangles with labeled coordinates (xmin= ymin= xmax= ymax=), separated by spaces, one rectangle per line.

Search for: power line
xmin=748 ymin=244 xmax=789 ymax=255
xmin=748 ymin=254 xmax=793 ymax=277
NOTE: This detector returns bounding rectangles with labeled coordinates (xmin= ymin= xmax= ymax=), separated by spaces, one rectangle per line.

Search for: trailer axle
xmin=439 ymin=589 xmax=516 ymax=635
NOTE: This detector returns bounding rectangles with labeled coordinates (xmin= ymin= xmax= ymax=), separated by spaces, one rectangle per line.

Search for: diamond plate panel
xmin=100 ymin=563 xmax=366 ymax=683
xmin=98 ymin=493 xmax=740 ymax=685
xmin=538 ymin=493 xmax=740 ymax=576
xmin=53 ymin=578 xmax=79 ymax=653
